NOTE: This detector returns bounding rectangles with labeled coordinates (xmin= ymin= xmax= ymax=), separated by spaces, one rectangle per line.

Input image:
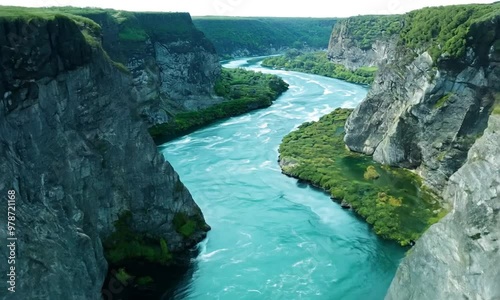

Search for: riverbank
xmin=149 ymin=67 xmax=288 ymax=143
xmin=261 ymin=51 xmax=376 ymax=85
xmin=160 ymin=58 xmax=404 ymax=299
xmin=278 ymin=108 xmax=447 ymax=246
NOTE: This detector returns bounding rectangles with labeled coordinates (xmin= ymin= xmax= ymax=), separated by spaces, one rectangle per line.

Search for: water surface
xmin=160 ymin=57 xmax=405 ymax=300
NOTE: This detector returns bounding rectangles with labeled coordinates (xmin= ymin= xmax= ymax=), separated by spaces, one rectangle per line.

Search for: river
xmin=159 ymin=57 xmax=405 ymax=300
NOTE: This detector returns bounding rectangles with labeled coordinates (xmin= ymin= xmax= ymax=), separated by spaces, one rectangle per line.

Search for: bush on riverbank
xmin=279 ymin=108 xmax=446 ymax=245
xmin=262 ymin=51 xmax=376 ymax=85
xmin=149 ymin=68 xmax=288 ymax=142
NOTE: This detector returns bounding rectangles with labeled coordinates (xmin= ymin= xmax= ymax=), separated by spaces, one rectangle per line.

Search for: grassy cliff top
xmin=330 ymin=3 xmax=500 ymax=61
xmin=332 ymin=15 xmax=401 ymax=50
xmin=0 ymin=6 xmax=100 ymax=31
xmin=400 ymin=2 xmax=500 ymax=61
xmin=0 ymin=6 xmax=200 ymax=43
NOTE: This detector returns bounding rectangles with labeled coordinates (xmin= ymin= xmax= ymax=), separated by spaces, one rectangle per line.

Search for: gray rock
xmin=0 ymin=16 xmax=208 ymax=300
xmin=81 ymin=12 xmax=223 ymax=126
xmin=327 ymin=19 xmax=397 ymax=70
xmin=344 ymin=31 xmax=499 ymax=192
xmin=385 ymin=115 xmax=500 ymax=300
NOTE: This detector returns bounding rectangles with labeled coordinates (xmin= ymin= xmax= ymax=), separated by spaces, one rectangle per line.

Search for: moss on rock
xmin=103 ymin=211 xmax=173 ymax=265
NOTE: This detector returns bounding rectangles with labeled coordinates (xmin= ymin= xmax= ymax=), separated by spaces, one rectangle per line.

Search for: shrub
xmin=262 ymin=51 xmax=377 ymax=85
xmin=364 ymin=166 xmax=380 ymax=180
xmin=115 ymin=268 xmax=132 ymax=284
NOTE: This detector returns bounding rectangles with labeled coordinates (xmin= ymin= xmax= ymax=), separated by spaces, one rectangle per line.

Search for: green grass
xmin=118 ymin=27 xmax=148 ymax=42
xmin=149 ymin=68 xmax=288 ymax=141
xmin=434 ymin=93 xmax=454 ymax=109
xmin=492 ymin=93 xmax=500 ymax=115
xmin=0 ymin=6 xmax=100 ymax=32
xmin=262 ymin=51 xmax=377 ymax=85
xmin=279 ymin=108 xmax=447 ymax=245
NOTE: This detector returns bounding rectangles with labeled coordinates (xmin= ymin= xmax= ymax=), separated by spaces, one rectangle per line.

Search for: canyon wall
xmin=0 ymin=12 xmax=209 ymax=300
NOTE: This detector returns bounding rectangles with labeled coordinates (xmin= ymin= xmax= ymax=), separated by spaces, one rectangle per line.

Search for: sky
xmin=0 ymin=0 xmax=497 ymax=17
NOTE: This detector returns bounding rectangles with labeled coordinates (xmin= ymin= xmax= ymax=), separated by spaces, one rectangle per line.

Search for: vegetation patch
xmin=115 ymin=268 xmax=133 ymax=285
xmin=492 ymin=93 xmax=500 ymax=115
xmin=279 ymin=108 xmax=447 ymax=245
xmin=193 ymin=17 xmax=337 ymax=58
xmin=172 ymin=212 xmax=201 ymax=238
xmin=262 ymin=51 xmax=376 ymax=85
xmin=434 ymin=93 xmax=454 ymax=109
xmin=149 ymin=68 xmax=288 ymax=141
xmin=364 ymin=166 xmax=380 ymax=180
xmin=103 ymin=211 xmax=172 ymax=265
xmin=400 ymin=3 xmax=500 ymax=61
xmin=136 ymin=276 xmax=154 ymax=286
xmin=336 ymin=15 xmax=401 ymax=50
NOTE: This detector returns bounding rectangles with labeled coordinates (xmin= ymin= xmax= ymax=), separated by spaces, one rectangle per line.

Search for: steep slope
xmin=386 ymin=114 xmax=500 ymax=300
xmin=327 ymin=15 xmax=400 ymax=70
xmin=344 ymin=4 xmax=500 ymax=191
xmin=57 ymin=8 xmax=222 ymax=126
xmin=328 ymin=3 xmax=500 ymax=299
xmin=193 ymin=17 xmax=337 ymax=58
xmin=0 ymin=8 xmax=208 ymax=300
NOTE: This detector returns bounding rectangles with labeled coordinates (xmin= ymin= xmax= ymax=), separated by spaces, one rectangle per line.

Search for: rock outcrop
xmin=344 ymin=14 xmax=500 ymax=192
xmin=386 ymin=115 xmax=500 ymax=300
xmin=0 ymin=13 xmax=208 ymax=300
xmin=332 ymin=4 xmax=500 ymax=299
xmin=74 ymin=11 xmax=222 ymax=126
xmin=327 ymin=16 xmax=400 ymax=70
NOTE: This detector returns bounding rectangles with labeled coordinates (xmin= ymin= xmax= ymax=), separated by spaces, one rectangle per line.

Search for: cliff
xmin=0 ymin=8 xmax=209 ymax=300
xmin=59 ymin=8 xmax=222 ymax=126
xmin=327 ymin=15 xmax=400 ymax=70
xmin=330 ymin=3 xmax=500 ymax=299
xmin=386 ymin=114 xmax=500 ymax=300
xmin=344 ymin=5 xmax=500 ymax=192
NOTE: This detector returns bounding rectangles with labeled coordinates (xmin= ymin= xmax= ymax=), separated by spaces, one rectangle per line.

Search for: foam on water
xmin=160 ymin=57 xmax=405 ymax=300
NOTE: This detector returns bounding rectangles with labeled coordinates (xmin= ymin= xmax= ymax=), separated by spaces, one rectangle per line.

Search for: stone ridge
xmin=0 ymin=14 xmax=209 ymax=300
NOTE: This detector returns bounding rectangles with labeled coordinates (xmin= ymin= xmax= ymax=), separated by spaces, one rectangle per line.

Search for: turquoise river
xmin=159 ymin=57 xmax=405 ymax=300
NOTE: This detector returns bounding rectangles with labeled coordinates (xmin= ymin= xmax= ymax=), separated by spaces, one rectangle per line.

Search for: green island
xmin=193 ymin=17 xmax=337 ymax=58
xmin=400 ymin=3 xmax=500 ymax=61
xmin=279 ymin=108 xmax=447 ymax=246
xmin=149 ymin=68 xmax=288 ymax=142
xmin=262 ymin=51 xmax=377 ymax=85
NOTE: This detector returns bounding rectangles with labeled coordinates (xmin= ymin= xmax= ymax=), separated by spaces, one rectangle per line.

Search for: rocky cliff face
xmin=78 ymin=11 xmax=221 ymax=126
xmin=335 ymin=5 xmax=500 ymax=299
xmin=386 ymin=115 xmax=500 ymax=300
xmin=327 ymin=17 xmax=399 ymax=70
xmin=0 ymin=14 xmax=208 ymax=300
xmin=344 ymin=17 xmax=500 ymax=192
